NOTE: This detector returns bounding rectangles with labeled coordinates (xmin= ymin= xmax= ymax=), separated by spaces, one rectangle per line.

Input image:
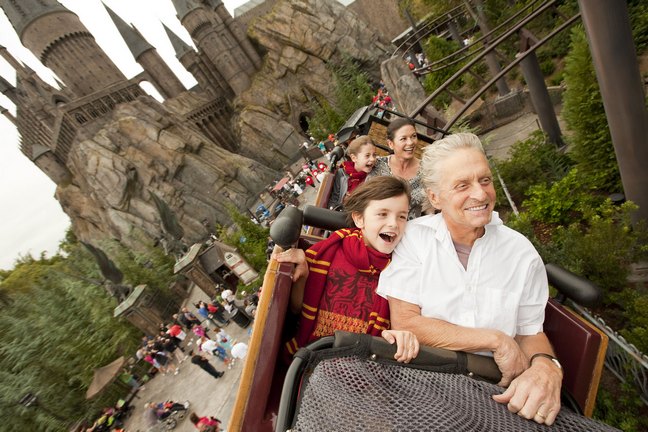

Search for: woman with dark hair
xmin=368 ymin=117 xmax=427 ymax=219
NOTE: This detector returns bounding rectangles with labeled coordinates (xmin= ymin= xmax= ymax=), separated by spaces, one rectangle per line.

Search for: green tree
xmin=308 ymin=56 xmax=374 ymax=140
xmin=0 ymin=239 xmax=140 ymax=430
xmin=422 ymin=36 xmax=463 ymax=108
xmin=562 ymin=26 xmax=621 ymax=192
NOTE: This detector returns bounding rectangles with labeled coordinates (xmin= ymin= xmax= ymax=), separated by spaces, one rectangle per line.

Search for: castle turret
xmin=163 ymin=23 xmax=233 ymax=99
xmin=172 ymin=0 xmax=257 ymax=96
xmin=0 ymin=75 xmax=17 ymax=105
xmin=0 ymin=44 xmax=24 ymax=71
xmin=209 ymin=0 xmax=262 ymax=70
xmin=0 ymin=103 xmax=16 ymax=125
xmin=104 ymin=5 xmax=185 ymax=99
xmin=0 ymin=0 xmax=126 ymax=97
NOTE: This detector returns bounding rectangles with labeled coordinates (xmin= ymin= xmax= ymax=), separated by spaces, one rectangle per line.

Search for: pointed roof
xmin=0 ymin=0 xmax=69 ymax=39
xmin=162 ymin=23 xmax=193 ymax=58
xmin=104 ymin=3 xmax=153 ymax=60
xmin=171 ymin=0 xmax=201 ymax=21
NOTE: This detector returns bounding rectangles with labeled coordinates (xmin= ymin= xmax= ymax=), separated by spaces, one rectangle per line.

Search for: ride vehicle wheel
xmin=163 ymin=417 xmax=177 ymax=430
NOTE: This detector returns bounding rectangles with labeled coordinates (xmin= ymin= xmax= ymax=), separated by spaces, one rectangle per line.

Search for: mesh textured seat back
xmin=289 ymin=349 xmax=618 ymax=432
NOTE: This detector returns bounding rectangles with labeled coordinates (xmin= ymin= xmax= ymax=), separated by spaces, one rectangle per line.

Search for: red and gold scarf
xmin=342 ymin=161 xmax=368 ymax=195
xmin=285 ymin=228 xmax=392 ymax=357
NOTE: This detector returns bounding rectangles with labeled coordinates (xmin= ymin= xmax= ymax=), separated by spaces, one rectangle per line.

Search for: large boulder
xmin=381 ymin=57 xmax=446 ymax=133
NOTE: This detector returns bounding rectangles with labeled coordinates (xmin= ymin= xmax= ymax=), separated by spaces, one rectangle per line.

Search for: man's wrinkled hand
xmin=492 ymin=358 xmax=563 ymax=425
xmin=492 ymin=332 xmax=527 ymax=387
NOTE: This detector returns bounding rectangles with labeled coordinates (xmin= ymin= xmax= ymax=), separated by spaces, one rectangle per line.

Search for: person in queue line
xmin=376 ymin=133 xmax=562 ymax=426
xmin=368 ymin=118 xmax=428 ymax=220
xmin=329 ymin=135 xmax=377 ymax=211
xmin=273 ymin=176 xmax=419 ymax=363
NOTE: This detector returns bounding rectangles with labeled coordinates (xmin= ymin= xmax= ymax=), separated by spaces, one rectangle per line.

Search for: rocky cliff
xmin=56 ymin=97 xmax=277 ymax=249
xmin=235 ymin=0 xmax=393 ymax=163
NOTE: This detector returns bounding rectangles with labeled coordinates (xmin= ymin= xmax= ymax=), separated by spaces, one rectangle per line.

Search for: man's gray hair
xmin=421 ymin=133 xmax=485 ymax=193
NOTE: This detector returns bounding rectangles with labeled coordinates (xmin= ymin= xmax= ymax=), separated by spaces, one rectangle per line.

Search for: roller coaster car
xmin=227 ymin=202 xmax=611 ymax=432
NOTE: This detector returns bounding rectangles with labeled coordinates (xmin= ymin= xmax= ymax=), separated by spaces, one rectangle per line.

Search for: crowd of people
xmin=84 ymin=286 xmax=257 ymax=432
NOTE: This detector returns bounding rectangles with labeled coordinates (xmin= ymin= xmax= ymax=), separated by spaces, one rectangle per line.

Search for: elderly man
xmin=377 ymin=133 xmax=562 ymax=425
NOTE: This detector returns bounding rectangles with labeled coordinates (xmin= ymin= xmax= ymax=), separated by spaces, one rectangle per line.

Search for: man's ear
xmin=427 ymin=189 xmax=441 ymax=210
xmin=351 ymin=211 xmax=364 ymax=229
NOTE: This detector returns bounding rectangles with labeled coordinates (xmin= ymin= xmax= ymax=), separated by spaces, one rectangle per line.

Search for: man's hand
xmin=381 ymin=329 xmax=419 ymax=363
xmin=491 ymin=331 xmax=528 ymax=387
xmin=492 ymin=357 xmax=563 ymax=425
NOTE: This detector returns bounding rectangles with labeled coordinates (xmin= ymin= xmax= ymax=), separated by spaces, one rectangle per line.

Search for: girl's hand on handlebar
xmin=272 ymin=248 xmax=309 ymax=282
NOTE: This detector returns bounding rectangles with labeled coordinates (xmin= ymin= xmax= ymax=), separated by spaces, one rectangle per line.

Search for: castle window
xmin=74 ymin=113 xmax=87 ymax=124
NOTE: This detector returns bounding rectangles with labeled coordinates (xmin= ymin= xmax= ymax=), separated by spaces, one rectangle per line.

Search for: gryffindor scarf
xmin=285 ymin=228 xmax=392 ymax=358
xmin=342 ymin=161 xmax=368 ymax=195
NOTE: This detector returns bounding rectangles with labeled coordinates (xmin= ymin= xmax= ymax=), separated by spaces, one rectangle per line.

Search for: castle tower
xmin=163 ymin=23 xmax=233 ymax=99
xmin=172 ymin=0 xmax=258 ymax=96
xmin=208 ymin=0 xmax=262 ymax=70
xmin=0 ymin=0 xmax=126 ymax=97
xmin=162 ymin=25 xmax=238 ymax=152
xmin=13 ymin=73 xmax=72 ymax=184
xmin=104 ymin=5 xmax=185 ymax=99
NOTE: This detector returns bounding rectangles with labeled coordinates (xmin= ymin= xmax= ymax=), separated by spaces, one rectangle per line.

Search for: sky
xmin=0 ymin=0 xmax=247 ymax=270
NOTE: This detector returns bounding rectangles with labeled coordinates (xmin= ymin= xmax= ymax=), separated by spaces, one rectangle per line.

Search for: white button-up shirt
xmin=377 ymin=212 xmax=547 ymax=337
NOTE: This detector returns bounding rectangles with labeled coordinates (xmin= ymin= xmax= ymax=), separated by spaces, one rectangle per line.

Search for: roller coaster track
xmin=398 ymin=0 xmax=580 ymax=132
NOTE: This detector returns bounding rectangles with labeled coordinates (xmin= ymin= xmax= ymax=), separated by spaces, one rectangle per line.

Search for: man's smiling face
xmin=428 ymin=148 xmax=496 ymax=237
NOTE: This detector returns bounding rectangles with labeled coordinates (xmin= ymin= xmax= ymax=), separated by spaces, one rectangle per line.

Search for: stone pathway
xmin=121 ymin=286 xmax=251 ymax=432
xmin=481 ymin=107 xmax=568 ymax=160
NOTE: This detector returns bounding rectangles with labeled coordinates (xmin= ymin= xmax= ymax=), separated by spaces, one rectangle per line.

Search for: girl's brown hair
xmin=346 ymin=135 xmax=374 ymax=156
xmin=343 ymin=176 xmax=411 ymax=226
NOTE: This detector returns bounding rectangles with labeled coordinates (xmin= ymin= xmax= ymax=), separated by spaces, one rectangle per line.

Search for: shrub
xmin=522 ymin=168 xmax=605 ymax=226
xmin=216 ymin=205 xmax=270 ymax=288
xmin=540 ymin=58 xmax=556 ymax=76
xmin=492 ymin=130 xmax=572 ymax=205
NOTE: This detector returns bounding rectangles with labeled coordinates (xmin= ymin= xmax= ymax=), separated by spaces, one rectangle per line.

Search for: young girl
xmin=275 ymin=176 xmax=419 ymax=362
xmin=329 ymin=135 xmax=377 ymax=210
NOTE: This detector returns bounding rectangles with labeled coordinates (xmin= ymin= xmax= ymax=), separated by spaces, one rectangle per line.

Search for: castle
xmin=0 ymin=0 xmax=404 ymax=248
xmin=0 ymin=0 xmax=263 ymax=185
